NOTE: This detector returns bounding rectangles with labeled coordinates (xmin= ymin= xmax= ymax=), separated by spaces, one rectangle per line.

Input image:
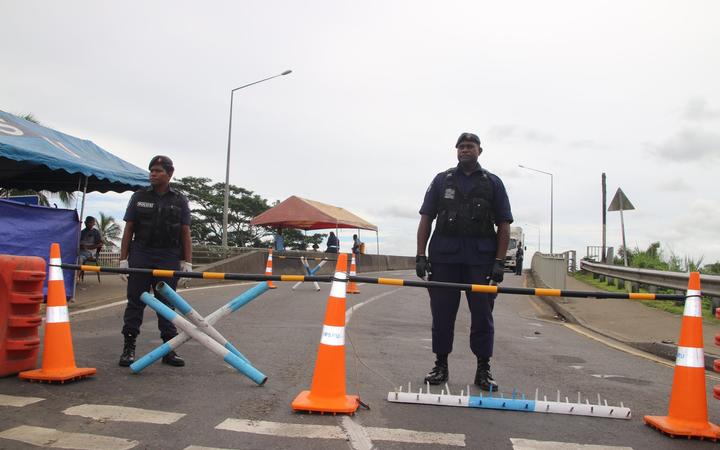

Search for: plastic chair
xmin=78 ymin=248 xmax=101 ymax=283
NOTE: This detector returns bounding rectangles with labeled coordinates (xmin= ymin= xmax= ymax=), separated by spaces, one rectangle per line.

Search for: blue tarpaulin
xmin=0 ymin=199 xmax=79 ymax=299
xmin=0 ymin=110 xmax=149 ymax=193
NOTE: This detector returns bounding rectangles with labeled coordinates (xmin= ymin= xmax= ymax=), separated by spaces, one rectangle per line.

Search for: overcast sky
xmin=2 ymin=1 xmax=719 ymax=263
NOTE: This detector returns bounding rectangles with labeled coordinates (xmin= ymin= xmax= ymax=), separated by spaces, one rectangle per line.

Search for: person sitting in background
xmin=79 ymin=216 xmax=103 ymax=263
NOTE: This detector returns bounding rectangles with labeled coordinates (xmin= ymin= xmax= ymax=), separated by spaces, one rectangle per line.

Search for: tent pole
xmin=72 ymin=176 xmax=89 ymax=301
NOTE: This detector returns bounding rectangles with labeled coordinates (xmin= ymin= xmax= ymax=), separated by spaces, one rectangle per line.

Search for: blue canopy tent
xmin=0 ymin=110 xmax=150 ymax=298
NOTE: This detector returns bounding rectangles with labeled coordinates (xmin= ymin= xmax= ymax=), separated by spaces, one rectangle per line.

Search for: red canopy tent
xmin=250 ymin=196 xmax=378 ymax=252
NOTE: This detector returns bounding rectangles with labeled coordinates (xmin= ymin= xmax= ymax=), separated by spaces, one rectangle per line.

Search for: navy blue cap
xmin=455 ymin=132 xmax=481 ymax=148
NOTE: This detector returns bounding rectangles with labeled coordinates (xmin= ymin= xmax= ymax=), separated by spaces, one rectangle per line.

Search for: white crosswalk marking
xmin=511 ymin=438 xmax=633 ymax=449
xmin=63 ymin=404 xmax=185 ymax=424
xmin=0 ymin=393 xmax=44 ymax=407
xmin=0 ymin=425 xmax=138 ymax=450
xmin=216 ymin=418 xmax=466 ymax=446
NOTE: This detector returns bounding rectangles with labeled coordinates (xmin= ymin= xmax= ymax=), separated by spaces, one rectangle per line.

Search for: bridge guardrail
xmin=580 ymin=260 xmax=720 ymax=299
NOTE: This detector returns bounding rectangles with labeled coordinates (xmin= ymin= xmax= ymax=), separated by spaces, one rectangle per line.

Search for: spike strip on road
xmin=139 ymin=292 xmax=268 ymax=385
xmin=387 ymin=384 xmax=631 ymax=420
xmin=56 ymin=263 xmax=688 ymax=301
xmin=131 ymin=282 xmax=269 ymax=373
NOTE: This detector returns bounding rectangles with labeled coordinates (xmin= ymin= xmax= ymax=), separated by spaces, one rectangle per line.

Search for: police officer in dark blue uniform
xmin=416 ymin=132 xmax=512 ymax=391
xmin=118 ymin=155 xmax=193 ymax=367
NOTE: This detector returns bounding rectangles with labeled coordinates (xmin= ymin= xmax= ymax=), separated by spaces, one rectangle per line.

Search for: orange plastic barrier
xmin=292 ymin=253 xmax=359 ymax=414
xmin=19 ymin=243 xmax=96 ymax=383
xmin=644 ymin=272 xmax=720 ymax=440
xmin=0 ymin=254 xmax=45 ymax=377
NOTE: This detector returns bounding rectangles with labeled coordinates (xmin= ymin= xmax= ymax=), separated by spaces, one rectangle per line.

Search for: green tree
xmin=173 ymin=176 xmax=271 ymax=247
xmin=97 ymin=212 xmax=122 ymax=249
xmin=275 ymin=228 xmax=327 ymax=250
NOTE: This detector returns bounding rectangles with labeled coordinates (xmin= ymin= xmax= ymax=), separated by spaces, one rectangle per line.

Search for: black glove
xmin=416 ymin=255 xmax=431 ymax=279
xmin=490 ymin=259 xmax=505 ymax=284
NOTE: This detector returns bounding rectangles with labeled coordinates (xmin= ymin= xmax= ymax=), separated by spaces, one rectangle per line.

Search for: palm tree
xmin=98 ymin=212 xmax=122 ymax=249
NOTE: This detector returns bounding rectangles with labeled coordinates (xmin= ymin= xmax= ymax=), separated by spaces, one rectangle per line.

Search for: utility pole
xmin=602 ymin=173 xmax=607 ymax=263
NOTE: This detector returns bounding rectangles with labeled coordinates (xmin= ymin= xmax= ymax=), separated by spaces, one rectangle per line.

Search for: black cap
xmin=455 ymin=132 xmax=481 ymax=148
xmin=148 ymin=155 xmax=174 ymax=173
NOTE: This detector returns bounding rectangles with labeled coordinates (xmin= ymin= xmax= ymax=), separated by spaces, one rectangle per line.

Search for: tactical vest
xmin=132 ymin=189 xmax=184 ymax=248
xmin=435 ymin=167 xmax=496 ymax=238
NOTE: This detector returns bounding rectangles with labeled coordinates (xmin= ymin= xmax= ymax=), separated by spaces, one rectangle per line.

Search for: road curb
xmin=526 ymin=271 xmax=720 ymax=371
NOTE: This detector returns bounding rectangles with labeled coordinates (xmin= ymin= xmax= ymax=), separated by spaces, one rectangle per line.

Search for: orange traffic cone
xmin=19 ymin=243 xmax=96 ymax=383
xmin=292 ymin=253 xmax=359 ymax=414
xmin=644 ymin=272 xmax=720 ymax=440
xmin=346 ymin=253 xmax=360 ymax=294
xmin=265 ymin=249 xmax=276 ymax=289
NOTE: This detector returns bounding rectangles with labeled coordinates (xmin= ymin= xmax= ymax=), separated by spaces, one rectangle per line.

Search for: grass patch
xmin=572 ymin=271 xmax=718 ymax=321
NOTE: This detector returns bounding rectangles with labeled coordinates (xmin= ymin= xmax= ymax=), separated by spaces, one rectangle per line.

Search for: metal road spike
xmin=460 ymin=389 xmax=464 ymax=397
xmin=512 ymin=389 xmax=516 ymax=400
xmin=408 ymin=382 xmax=411 ymax=392
xmin=426 ymin=381 xmax=430 ymax=394
xmin=597 ymin=393 xmax=601 ymax=405
xmin=445 ymin=383 xmax=451 ymax=396
xmin=604 ymin=400 xmax=608 ymax=406
xmin=557 ymin=390 xmax=560 ymax=402
xmin=565 ymin=397 xmax=569 ymax=403
xmin=467 ymin=385 xmax=471 ymax=398
xmin=535 ymin=388 xmax=539 ymax=401
xmin=441 ymin=389 xmax=445 ymax=395
xmin=522 ymin=393 xmax=526 ymax=400
xmin=585 ymin=399 xmax=590 ymax=405
xmin=620 ymin=402 xmax=625 ymax=408
xmin=398 ymin=386 xmax=403 ymax=392
xmin=500 ymin=393 xmax=503 ymax=399
xmin=577 ymin=392 xmax=581 ymax=403
xmin=543 ymin=395 xmax=547 ymax=401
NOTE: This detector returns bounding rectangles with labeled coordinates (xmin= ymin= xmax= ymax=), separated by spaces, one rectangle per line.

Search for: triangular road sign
xmin=608 ymin=188 xmax=635 ymax=211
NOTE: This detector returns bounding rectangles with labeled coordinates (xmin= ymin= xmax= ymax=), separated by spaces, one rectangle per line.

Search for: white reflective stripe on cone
xmin=676 ymin=346 xmax=704 ymax=368
xmin=683 ymin=291 xmax=702 ymax=317
xmin=330 ymin=272 xmax=347 ymax=298
xmin=46 ymin=306 xmax=69 ymax=323
xmin=49 ymin=258 xmax=64 ymax=281
xmin=320 ymin=325 xmax=345 ymax=346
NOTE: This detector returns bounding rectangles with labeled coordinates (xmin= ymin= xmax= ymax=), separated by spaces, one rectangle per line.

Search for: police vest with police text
xmin=435 ymin=167 xmax=496 ymax=238
xmin=132 ymin=190 xmax=184 ymax=248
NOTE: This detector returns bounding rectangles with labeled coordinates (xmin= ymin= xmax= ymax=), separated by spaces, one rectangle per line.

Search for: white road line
xmin=184 ymin=447 xmax=236 ymax=450
xmin=366 ymin=427 xmax=465 ymax=447
xmin=216 ymin=418 xmax=345 ymax=439
xmin=346 ymin=288 xmax=403 ymax=324
xmin=216 ymin=418 xmax=466 ymax=446
xmin=63 ymin=404 xmax=185 ymax=424
xmin=339 ymin=416 xmax=374 ymax=450
xmin=0 ymin=393 xmax=44 ymax=407
xmin=0 ymin=425 xmax=138 ymax=450
xmin=70 ymin=282 xmax=254 ymax=316
xmin=511 ymin=438 xmax=632 ymax=449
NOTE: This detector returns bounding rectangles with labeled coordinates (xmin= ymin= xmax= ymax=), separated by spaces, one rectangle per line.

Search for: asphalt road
xmin=1 ymin=269 xmax=718 ymax=449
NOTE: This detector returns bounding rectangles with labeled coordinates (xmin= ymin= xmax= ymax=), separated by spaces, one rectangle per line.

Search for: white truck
xmin=504 ymin=226 xmax=525 ymax=271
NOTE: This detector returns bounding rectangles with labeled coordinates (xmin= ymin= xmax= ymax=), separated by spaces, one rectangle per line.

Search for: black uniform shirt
xmin=420 ymin=163 xmax=513 ymax=264
xmin=124 ymin=186 xmax=191 ymax=255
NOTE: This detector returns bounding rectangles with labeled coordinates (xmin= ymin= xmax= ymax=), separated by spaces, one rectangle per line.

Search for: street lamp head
xmin=281 ymin=70 xmax=292 ymax=75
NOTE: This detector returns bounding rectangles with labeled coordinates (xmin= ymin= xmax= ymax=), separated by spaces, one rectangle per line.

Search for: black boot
xmin=424 ymin=360 xmax=449 ymax=385
xmin=474 ymin=358 xmax=498 ymax=392
xmin=161 ymin=338 xmax=185 ymax=367
xmin=118 ymin=334 xmax=136 ymax=367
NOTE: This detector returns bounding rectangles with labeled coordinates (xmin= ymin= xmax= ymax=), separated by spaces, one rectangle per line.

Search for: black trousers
xmin=428 ymin=262 xmax=495 ymax=359
xmin=122 ymin=247 xmax=180 ymax=341
xmin=515 ymin=258 xmax=524 ymax=275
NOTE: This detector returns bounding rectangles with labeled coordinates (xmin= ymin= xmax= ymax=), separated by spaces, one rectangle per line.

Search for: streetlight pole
xmin=222 ymin=70 xmax=292 ymax=248
xmin=519 ymin=164 xmax=554 ymax=254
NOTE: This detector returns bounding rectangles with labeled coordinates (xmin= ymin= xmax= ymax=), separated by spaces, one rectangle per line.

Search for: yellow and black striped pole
xmin=58 ymin=263 xmax=688 ymax=301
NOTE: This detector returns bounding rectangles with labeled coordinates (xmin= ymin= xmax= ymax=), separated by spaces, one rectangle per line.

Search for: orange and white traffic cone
xmin=644 ymin=272 xmax=720 ymax=440
xmin=346 ymin=253 xmax=360 ymax=294
xmin=265 ymin=249 xmax=276 ymax=289
xmin=19 ymin=243 xmax=96 ymax=383
xmin=292 ymin=253 xmax=359 ymax=414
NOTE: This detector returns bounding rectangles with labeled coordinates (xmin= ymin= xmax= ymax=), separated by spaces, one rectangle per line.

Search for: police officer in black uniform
xmin=118 ymin=155 xmax=193 ymax=367
xmin=416 ymin=132 xmax=512 ymax=391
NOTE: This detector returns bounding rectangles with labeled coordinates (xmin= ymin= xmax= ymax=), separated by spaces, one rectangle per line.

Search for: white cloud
xmin=683 ymin=98 xmax=720 ymax=121
xmin=649 ymin=128 xmax=720 ymax=162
